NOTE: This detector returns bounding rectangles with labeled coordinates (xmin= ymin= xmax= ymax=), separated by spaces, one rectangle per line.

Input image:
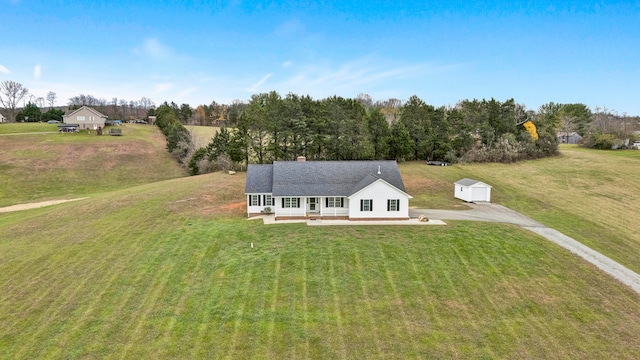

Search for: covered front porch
xmin=274 ymin=196 xmax=349 ymax=219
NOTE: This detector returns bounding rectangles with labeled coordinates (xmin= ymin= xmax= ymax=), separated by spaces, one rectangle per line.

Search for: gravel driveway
xmin=412 ymin=203 xmax=640 ymax=295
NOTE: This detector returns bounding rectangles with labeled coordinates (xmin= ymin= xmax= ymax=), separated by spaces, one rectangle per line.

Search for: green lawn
xmin=2 ymin=131 xmax=640 ymax=358
xmin=1 ymin=173 xmax=639 ymax=359
xmin=0 ymin=122 xmax=59 ymax=134
xmin=452 ymin=145 xmax=640 ymax=273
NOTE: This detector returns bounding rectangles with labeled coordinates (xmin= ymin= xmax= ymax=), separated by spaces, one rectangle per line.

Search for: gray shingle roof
xmin=245 ymin=160 xmax=407 ymax=196
xmin=454 ymin=178 xmax=491 ymax=187
xmin=245 ymin=164 xmax=274 ymax=193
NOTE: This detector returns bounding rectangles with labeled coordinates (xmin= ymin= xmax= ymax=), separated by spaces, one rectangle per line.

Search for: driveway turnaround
xmin=411 ymin=203 xmax=640 ymax=295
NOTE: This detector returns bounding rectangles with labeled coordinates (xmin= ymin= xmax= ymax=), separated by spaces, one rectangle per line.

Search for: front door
xmin=307 ymin=197 xmax=319 ymax=213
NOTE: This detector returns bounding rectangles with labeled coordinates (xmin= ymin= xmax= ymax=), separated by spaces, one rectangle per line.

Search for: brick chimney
xmin=297 ymin=156 xmax=306 ymax=162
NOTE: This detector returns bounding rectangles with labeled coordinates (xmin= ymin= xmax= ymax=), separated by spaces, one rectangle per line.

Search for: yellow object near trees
xmin=523 ymin=120 xmax=539 ymax=141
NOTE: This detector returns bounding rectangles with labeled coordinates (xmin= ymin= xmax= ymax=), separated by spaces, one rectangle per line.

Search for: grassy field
xmin=1 ymin=173 xmax=639 ymax=358
xmin=399 ymin=146 xmax=640 ymax=274
xmin=0 ymin=122 xmax=60 ymax=134
xmin=185 ymin=125 xmax=220 ymax=149
xmin=0 ymin=123 xmax=186 ymax=207
xmin=1 ymin=130 xmax=640 ymax=358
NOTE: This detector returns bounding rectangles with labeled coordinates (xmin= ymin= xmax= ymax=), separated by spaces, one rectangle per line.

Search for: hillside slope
xmin=0 ymin=124 xmax=186 ymax=207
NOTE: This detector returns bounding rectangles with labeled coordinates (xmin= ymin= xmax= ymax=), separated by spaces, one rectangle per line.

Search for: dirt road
xmin=0 ymin=198 xmax=88 ymax=213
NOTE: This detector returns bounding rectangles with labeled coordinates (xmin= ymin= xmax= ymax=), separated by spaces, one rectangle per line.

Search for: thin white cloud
xmin=155 ymin=82 xmax=173 ymax=92
xmin=0 ymin=64 xmax=9 ymax=74
xmin=275 ymin=19 xmax=304 ymax=37
xmin=272 ymin=57 xmax=464 ymax=96
xmin=179 ymin=87 xmax=197 ymax=97
xmin=135 ymin=38 xmax=173 ymax=59
xmin=248 ymin=73 xmax=273 ymax=92
xmin=33 ymin=65 xmax=41 ymax=80
xmin=282 ymin=60 xmax=293 ymax=68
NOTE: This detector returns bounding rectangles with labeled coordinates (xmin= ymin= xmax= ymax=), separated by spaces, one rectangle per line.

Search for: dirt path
xmin=0 ymin=198 xmax=88 ymax=213
xmin=412 ymin=203 xmax=640 ymax=295
xmin=0 ymin=132 xmax=59 ymax=136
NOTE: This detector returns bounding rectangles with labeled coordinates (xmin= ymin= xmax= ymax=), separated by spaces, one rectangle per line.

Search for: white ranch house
xmin=245 ymin=158 xmax=412 ymax=220
xmin=454 ymin=178 xmax=492 ymax=202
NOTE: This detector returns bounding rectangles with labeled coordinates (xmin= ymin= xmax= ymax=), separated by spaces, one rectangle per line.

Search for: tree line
xmin=154 ymin=92 xmax=606 ymax=175
xmin=0 ymin=80 xmax=158 ymax=123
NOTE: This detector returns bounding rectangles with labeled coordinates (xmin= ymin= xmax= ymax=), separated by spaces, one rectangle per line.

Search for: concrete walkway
xmin=250 ymin=214 xmax=446 ymax=226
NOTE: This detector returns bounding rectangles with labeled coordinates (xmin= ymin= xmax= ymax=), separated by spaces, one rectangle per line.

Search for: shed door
xmin=473 ymin=187 xmax=487 ymax=201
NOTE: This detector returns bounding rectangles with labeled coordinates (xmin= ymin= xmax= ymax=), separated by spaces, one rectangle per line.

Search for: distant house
xmin=454 ymin=178 xmax=492 ymax=203
xmin=557 ymin=131 xmax=582 ymax=144
xmin=0 ymin=113 xmax=6 ymax=123
xmin=245 ymin=158 xmax=413 ymax=220
xmin=63 ymin=106 xmax=108 ymax=130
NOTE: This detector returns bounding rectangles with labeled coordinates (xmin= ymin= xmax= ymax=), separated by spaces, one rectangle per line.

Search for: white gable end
xmin=348 ymin=179 xmax=411 ymax=219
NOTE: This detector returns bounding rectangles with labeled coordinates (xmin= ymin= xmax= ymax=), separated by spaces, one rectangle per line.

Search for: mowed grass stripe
xmin=7 ymin=232 xmax=129 ymax=359
xmin=353 ymin=248 xmax=384 ymax=357
xmin=50 ymin=232 xmax=151 ymax=357
xmin=267 ymin=254 xmax=281 ymax=358
xmin=118 ymin=237 xmax=183 ymax=359
xmin=223 ymin=269 xmax=254 ymax=359
xmin=375 ymin=242 xmax=421 ymax=356
xmin=328 ymin=251 xmax=348 ymax=359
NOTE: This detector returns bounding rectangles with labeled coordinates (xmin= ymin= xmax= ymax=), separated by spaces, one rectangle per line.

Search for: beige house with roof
xmin=63 ymin=106 xmax=108 ymax=129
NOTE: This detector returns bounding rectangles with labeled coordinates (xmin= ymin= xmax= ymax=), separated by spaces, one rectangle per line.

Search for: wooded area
xmin=155 ymin=92 xmax=603 ymax=175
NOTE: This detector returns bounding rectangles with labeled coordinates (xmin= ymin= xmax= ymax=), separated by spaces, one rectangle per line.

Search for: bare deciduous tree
xmin=0 ymin=80 xmax=29 ymax=122
xmin=46 ymin=91 xmax=57 ymax=108
xmin=558 ymin=116 xmax=578 ymax=143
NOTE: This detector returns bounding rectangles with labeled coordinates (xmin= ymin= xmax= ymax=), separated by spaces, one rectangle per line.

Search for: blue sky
xmin=1 ymin=0 xmax=639 ymax=114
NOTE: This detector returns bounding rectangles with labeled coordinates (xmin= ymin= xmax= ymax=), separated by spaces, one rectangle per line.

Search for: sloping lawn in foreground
xmin=1 ymin=180 xmax=639 ymax=358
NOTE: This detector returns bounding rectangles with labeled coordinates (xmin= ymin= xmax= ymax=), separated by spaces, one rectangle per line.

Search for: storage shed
xmin=454 ymin=178 xmax=492 ymax=202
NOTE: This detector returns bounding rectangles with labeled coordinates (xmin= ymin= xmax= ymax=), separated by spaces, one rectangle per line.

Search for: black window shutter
xmin=387 ymin=200 xmax=390 ymax=211
xmin=297 ymin=198 xmax=301 ymax=208
xmin=258 ymin=195 xmax=261 ymax=206
xmin=370 ymin=200 xmax=373 ymax=211
xmin=360 ymin=199 xmax=363 ymax=211
xmin=326 ymin=198 xmax=328 ymax=207
xmin=282 ymin=198 xmax=285 ymax=208
xmin=248 ymin=195 xmax=251 ymax=205
xmin=340 ymin=198 xmax=344 ymax=207
xmin=397 ymin=199 xmax=400 ymax=210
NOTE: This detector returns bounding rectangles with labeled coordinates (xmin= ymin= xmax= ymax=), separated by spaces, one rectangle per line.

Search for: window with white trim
xmin=326 ymin=197 xmax=344 ymax=208
xmin=77 ymin=116 xmax=85 ymax=121
xmin=283 ymin=197 xmax=299 ymax=208
xmin=360 ymin=199 xmax=373 ymax=212
xmin=387 ymin=199 xmax=400 ymax=211
xmin=264 ymin=194 xmax=272 ymax=206
xmin=89 ymin=116 xmax=95 ymax=121
xmin=250 ymin=195 xmax=260 ymax=206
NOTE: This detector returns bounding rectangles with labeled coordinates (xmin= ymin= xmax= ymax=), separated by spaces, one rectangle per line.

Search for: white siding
xmin=348 ymin=180 xmax=411 ymax=219
xmin=454 ymin=185 xmax=471 ymax=202
xmin=246 ymin=193 xmax=274 ymax=216
xmin=319 ymin=197 xmax=350 ymax=217
xmin=274 ymin=196 xmax=306 ymax=218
